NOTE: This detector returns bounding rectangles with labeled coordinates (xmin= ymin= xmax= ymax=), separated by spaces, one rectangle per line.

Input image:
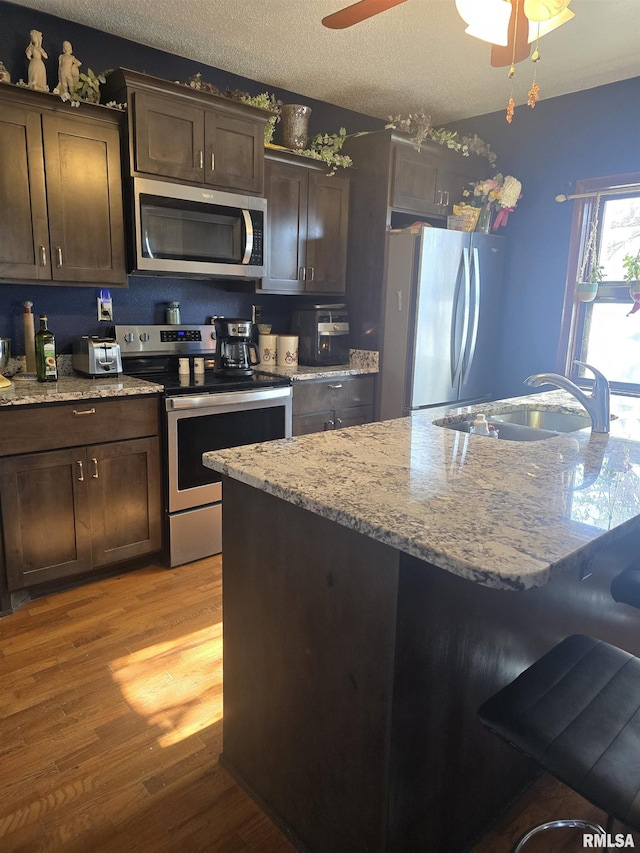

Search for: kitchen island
xmin=203 ymin=391 xmax=640 ymax=852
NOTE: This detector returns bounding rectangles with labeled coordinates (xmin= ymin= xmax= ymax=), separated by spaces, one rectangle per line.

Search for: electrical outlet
xmin=97 ymin=296 xmax=113 ymax=322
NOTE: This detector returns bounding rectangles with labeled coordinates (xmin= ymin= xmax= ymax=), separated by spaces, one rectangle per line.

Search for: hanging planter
xmin=576 ymin=193 xmax=603 ymax=302
xmin=622 ymin=252 xmax=640 ymax=315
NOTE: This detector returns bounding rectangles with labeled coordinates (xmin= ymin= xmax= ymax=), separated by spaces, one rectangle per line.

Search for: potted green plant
xmin=622 ymin=252 xmax=640 ymax=315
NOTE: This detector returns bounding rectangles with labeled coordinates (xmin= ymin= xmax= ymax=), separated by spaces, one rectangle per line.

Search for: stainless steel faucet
xmin=524 ymin=361 xmax=611 ymax=433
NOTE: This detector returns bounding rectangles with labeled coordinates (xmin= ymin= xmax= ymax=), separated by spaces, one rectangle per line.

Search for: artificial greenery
xmin=299 ymin=128 xmax=352 ymax=176
xmin=386 ymin=111 xmax=497 ymax=166
xmin=588 ymin=263 xmax=605 ymax=284
xmin=622 ymin=252 xmax=640 ymax=283
xmin=228 ymin=90 xmax=282 ymax=144
xmin=73 ymin=68 xmax=106 ymax=103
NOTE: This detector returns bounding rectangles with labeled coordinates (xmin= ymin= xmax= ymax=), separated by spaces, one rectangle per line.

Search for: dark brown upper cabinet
xmin=260 ymin=152 xmax=350 ymax=294
xmin=103 ymin=69 xmax=267 ymax=195
xmin=0 ymin=85 xmax=126 ymax=286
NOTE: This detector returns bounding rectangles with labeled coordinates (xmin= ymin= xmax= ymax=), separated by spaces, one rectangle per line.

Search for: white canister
xmin=258 ymin=334 xmax=278 ymax=365
xmin=277 ymin=335 xmax=298 ymax=368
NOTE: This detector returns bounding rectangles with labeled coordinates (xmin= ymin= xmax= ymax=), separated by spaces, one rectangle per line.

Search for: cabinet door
xmin=306 ymin=171 xmax=350 ymax=294
xmin=439 ymin=167 xmax=477 ymax=215
xmin=292 ymin=410 xmax=335 ymax=436
xmin=334 ymin=404 xmax=373 ymax=430
xmin=391 ymin=145 xmax=445 ymax=215
xmin=133 ymin=90 xmax=205 ymax=182
xmin=42 ymin=114 xmax=126 ymax=285
xmin=0 ymin=448 xmax=92 ymax=590
xmin=0 ymin=104 xmax=50 ymax=281
xmin=204 ymin=111 xmax=264 ymax=194
xmin=261 ymin=160 xmax=308 ymax=293
xmin=88 ymin=437 xmax=162 ymax=568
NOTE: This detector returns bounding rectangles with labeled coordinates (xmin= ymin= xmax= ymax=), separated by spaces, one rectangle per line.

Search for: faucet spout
xmin=524 ymin=361 xmax=610 ymax=433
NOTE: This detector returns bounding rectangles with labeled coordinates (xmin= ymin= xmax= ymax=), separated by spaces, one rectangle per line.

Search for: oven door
xmin=166 ymin=386 xmax=292 ymax=514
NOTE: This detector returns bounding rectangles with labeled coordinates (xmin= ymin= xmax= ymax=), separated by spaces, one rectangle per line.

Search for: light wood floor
xmin=0 ymin=557 xmax=636 ymax=852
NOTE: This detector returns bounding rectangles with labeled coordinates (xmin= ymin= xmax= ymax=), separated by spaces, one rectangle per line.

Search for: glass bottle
xmin=35 ymin=315 xmax=57 ymax=382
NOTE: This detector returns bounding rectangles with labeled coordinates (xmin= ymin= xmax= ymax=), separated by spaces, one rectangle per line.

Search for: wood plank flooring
xmin=0 ymin=557 xmax=636 ymax=852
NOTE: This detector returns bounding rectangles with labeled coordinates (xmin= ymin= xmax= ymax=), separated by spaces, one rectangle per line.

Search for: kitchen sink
xmin=433 ymin=408 xmax=592 ymax=442
xmin=487 ymin=409 xmax=592 ymax=433
xmin=434 ymin=419 xmax=558 ymax=442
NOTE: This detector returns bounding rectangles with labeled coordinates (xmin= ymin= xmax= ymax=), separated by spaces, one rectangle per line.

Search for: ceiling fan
xmin=322 ymin=0 xmax=408 ymax=30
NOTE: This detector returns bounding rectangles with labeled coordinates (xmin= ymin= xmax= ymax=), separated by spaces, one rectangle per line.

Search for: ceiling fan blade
xmin=322 ymin=0 xmax=408 ymax=29
xmin=490 ymin=0 xmax=531 ymax=67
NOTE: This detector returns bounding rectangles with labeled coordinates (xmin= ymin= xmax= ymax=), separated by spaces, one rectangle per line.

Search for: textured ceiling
xmin=10 ymin=0 xmax=640 ymax=123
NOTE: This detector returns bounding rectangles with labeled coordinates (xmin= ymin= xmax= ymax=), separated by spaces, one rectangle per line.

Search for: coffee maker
xmin=214 ymin=318 xmax=260 ymax=376
xmin=291 ymin=303 xmax=350 ymax=366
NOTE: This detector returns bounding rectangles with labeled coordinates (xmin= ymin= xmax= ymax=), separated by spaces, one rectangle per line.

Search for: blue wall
xmin=448 ymin=76 xmax=640 ymax=397
xmin=0 ymin=1 xmax=383 ymax=353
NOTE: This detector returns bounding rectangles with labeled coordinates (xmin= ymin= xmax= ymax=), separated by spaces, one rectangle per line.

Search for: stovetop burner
xmin=137 ymin=368 xmax=290 ymax=396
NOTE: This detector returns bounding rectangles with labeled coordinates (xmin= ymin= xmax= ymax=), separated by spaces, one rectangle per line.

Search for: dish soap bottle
xmin=35 ymin=315 xmax=57 ymax=382
xmin=469 ymin=414 xmax=496 ymax=437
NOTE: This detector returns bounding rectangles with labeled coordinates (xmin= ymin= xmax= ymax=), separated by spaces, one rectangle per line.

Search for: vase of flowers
xmin=463 ymin=174 xmax=522 ymax=233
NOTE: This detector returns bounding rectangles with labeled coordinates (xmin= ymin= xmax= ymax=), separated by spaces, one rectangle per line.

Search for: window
xmin=560 ymin=174 xmax=640 ymax=395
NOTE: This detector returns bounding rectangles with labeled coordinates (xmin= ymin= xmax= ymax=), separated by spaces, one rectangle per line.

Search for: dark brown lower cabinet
xmin=0 ymin=396 xmax=162 ymax=594
xmin=0 ymin=437 xmax=161 ymax=590
xmin=292 ymin=375 xmax=375 ymax=436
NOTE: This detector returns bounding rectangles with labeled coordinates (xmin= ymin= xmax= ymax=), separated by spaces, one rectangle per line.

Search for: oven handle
xmin=166 ymin=386 xmax=292 ymax=410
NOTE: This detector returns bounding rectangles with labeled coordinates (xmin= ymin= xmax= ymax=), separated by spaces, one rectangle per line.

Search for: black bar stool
xmin=478 ymin=634 xmax=640 ymax=852
xmin=611 ymin=562 xmax=640 ymax=609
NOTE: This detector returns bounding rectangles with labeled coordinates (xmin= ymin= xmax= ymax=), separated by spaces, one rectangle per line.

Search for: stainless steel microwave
xmin=132 ymin=177 xmax=266 ymax=280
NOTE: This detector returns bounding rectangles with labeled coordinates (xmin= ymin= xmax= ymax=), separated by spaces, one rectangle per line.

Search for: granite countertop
xmin=258 ymin=349 xmax=378 ymax=381
xmin=203 ymin=390 xmax=640 ymax=591
xmin=0 ymin=374 xmax=163 ymax=406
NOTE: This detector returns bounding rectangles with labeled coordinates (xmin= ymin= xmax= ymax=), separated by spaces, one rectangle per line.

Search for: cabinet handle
xmin=436 ymin=189 xmax=443 ymax=205
xmin=326 ymin=419 xmax=335 ymax=430
xmin=308 ymin=266 xmax=315 ymax=282
xmin=335 ymin=417 xmax=343 ymax=428
xmin=198 ymin=150 xmax=204 ymax=170
xmin=299 ymin=266 xmax=307 ymax=281
xmin=444 ymin=190 xmax=450 ymax=206
xmin=91 ymin=457 xmax=99 ymax=479
xmin=328 ymin=383 xmax=343 ymax=389
xmin=211 ymin=152 xmax=215 ymax=171
xmin=55 ymin=247 xmax=63 ymax=267
xmin=72 ymin=407 xmax=96 ymax=417
xmin=77 ymin=460 xmax=84 ymax=482
xmin=39 ymin=246 xmax=48 ymax=267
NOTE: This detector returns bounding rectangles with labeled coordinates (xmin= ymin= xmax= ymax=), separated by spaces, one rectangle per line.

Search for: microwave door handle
xmin=241 ymin=209 xmax=253 ymax=265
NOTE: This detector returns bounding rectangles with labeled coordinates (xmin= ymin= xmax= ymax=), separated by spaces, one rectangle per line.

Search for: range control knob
xmin=139 ymin=332 xmax=150 ymax=342
xmin=123 ymin=332 xmax=135 ymax=343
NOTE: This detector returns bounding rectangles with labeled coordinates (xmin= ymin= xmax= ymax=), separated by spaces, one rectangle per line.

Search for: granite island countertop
xmin=0 ymin=374 xmax=163 ymax=406
xmin=203 ymin=390 xmax=640 ymax=591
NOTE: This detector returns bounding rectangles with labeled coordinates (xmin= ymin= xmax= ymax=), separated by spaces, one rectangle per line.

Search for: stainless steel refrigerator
xmin=377 ymin=226 xmax=505 ymax=420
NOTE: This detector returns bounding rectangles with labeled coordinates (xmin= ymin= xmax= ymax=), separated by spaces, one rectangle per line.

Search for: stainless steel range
xmin=114 ymin=325 xmax=292 ymax=567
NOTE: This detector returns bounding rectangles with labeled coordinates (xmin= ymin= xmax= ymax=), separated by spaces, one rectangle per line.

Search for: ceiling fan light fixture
xmin=455 ymin=0 xmax=512 ymax=46
xmin=527 ymin=6 xmax=574 ymax=41
xmin=523 ymin=0 xmax=571 ymax=21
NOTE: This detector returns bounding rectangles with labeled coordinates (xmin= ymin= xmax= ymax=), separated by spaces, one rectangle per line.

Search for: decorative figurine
xmin=57 ymin=41 xmax=81 ymax=96
xmin=25 ymin=29 xmax=48 ymax=91
xmin=0 ymin=61 xmax=10 ymax=84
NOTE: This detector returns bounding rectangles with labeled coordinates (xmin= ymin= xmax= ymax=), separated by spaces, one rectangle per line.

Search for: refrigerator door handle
xmin=461 ymin=247 xmax=481 ymax=385
xmin=451 ymin=248 xmax=471 ymax=385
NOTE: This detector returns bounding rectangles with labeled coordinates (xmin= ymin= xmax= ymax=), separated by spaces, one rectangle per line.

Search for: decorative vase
xmin=475 ymin=205 xmax=493 ymax=234
xmin=280 ymin=104 xmax=312 ymax=150
xmin=577 ymin=281 xmax=598 ymax=302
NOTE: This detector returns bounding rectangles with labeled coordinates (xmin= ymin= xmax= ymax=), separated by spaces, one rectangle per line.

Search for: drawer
xmin=292 ymin=375 xmax=375 ymax=416
xmin=0 ymin=396 xmax=161 ymax=456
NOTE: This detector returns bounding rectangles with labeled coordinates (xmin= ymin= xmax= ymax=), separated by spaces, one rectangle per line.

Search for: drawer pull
xmin=72 ymin=407 xmax=96 ymax=417
xmin=91 ymin=457 xmax=99 ymax=479
xmin=76 ymin=460 xmax=84 ymax=482
xmin=328 ymin=383 xmax=343 ymax=389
